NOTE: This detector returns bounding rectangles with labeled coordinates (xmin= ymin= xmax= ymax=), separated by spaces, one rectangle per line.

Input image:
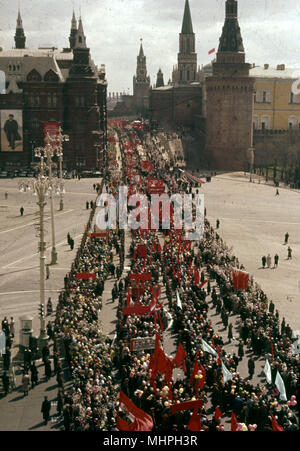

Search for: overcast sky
xmin=1 ymin=0 xmax=300 ymax=93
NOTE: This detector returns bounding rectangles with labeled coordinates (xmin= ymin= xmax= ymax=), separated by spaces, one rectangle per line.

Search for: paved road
xmin=202 ymin=172 xmax=300 ymax=331
xmin=0 ymin=177 xmax=101 ymax=345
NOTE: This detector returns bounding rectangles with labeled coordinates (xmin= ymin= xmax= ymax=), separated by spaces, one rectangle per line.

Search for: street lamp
xmin=35 ymin=137 xmax=63 ymax=265
xmin=19 ymin=157 xmax=52 ymax=351
xmin=49 ymin=127 xmax=69 ymax=211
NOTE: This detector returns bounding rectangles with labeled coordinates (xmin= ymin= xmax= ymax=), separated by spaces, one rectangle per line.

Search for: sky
xmin=1 ymin=0 xmax=300 ymax=93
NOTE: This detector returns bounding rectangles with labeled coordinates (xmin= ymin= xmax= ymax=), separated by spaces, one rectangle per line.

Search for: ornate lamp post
xmin=49 ymin=127 xmax=69 ymax=211
xmin=35 ymin=142 xmax=58 ymax=265
xmin=19 ymin=157 xmax=52 ymax=350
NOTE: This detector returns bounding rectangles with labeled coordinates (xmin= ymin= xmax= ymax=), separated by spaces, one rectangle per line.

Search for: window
xmin=288 ymin=116 xmax=297 ymax=129
xmin=253 ymin=116 xmax=259 ymax=130
xmin=187 ymin=70 xmax=190 ymax=81
xmin=47 ymin=93 xmax=58 ymax=108
xmin=290 ymin=92 xmax=294 ymax=104
xmin=261 ymin=115 xmax=270 ymax=130
xmin=262 ymin=89 xmax=271 ymax=103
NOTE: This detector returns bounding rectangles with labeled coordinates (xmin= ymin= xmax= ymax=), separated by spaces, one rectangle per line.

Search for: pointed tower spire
xmin=175 ymin=0 xmax=197 ymax=85
xmin=71 ymin=10 xmax=77 ymax=29
xmin=218 ymin=0 xmax=244 ymax=53
xmin=69 ymin=10 xmax=78 ymax=49
xmin=14 ymin=8 xmax=26 ymax=49
xmin=181 ymin=0 xmax=193 ymax=34
xmin=156 ymin=68 xmax=164 ymax=88
xmin=74 ymin=15 xmax=87 ymax=48
xmin=139 ymin=38 xmax=144 ymax=58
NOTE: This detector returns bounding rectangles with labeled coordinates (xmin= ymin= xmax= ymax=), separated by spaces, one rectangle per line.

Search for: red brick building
xmin=0 ymin=10 xmax=107 ymax=171
xmin=205 ymin=0 xmax=255 ymax=171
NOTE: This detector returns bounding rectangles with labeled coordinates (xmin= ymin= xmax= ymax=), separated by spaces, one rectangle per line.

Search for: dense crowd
xmin=49 ymin=124 xmax=300 ymax=431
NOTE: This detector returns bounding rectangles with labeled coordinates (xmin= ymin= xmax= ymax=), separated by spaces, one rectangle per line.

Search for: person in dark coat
xmin=44 ymin=358 xmax=52 ymax=381
xmin=41 ymin=396 xmax=51 ymax=425
xmin=248 ymin=357 xmax=255 ymax=379
xmin=30 ymin=362 xmax=39 ymax=388
xmin=274 ymin=254 xmax=279 ymax=268
xmin=228 ymin=323 xmax=233 ymax=343
xmin=1 ymin=372 xmax=10 ymax=395
xmin=238 ymin=340 xmax=244 ymax=360
xmin=42 ymin=344 xmax=50 ymax=364
xmin=262 ymin=256 xmax=266 ymax=268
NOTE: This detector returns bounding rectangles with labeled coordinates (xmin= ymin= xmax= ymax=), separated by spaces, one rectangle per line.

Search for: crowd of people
xmin=35 ymin=122 xmax=300 ymax=432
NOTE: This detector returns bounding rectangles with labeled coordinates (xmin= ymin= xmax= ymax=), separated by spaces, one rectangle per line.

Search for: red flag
xmin=208 ymin=48 xmax=215 ymax=55
xmin=269 ymin=332 xmax=274 ymax=358
xmin=174 ymin=343 xmax=187 ymax=373
xmin=270 ymin=411 xmax=284 ymax=431
xmin=232 ymin=269 xmax=249 ymax=290
xmin=215 ymin=407 xmax=223 ymax=420
xmin=194 ymin=267 xmax=200 ymax=285
xmin=231 ymin=412 xmax=238 ymax=431
xmin=117 ymin=391 xmax=154 ymax=431
xmin=188 ymin=410 xmax=202 ymax=431
xmin=217 ymin=345 xmax=221 ymax=365
xmin=76 ymin=273 xmax=96 ymax=280
xmin=170 ymin=399 xmax=202 ymax=414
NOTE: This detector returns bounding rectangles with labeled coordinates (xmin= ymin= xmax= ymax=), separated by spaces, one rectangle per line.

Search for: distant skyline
xmin=1 ymin=0 xmax=300 ymax=93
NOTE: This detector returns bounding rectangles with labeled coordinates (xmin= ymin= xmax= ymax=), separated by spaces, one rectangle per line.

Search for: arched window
xmin=44 ymin=70 xmax=59 ymax=82
xmin=27 ymin=69 xmax=42 ymax=82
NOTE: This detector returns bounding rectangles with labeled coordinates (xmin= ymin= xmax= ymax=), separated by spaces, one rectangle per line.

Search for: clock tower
xmin=133 ymin=40 xmax=150 ymax=113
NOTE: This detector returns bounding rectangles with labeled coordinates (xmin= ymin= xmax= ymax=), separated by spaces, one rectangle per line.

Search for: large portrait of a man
xmin=0 ymin=110 xmax=23 ymax=152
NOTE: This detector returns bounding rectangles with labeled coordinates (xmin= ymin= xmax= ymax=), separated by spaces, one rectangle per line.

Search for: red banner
xmin=170 ymin=399 xmax=203 ymax=414
xmin=76 ymin=273 xmax=96 ymax=280
xmin=232 ymin=269 xmax=249 ymax=290
xmin=44 ymin=121 xmax=60 ymax=149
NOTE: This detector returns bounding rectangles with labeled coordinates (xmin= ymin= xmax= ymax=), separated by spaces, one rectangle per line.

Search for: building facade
xmin=149 ymin=0 xmax=202 ymax=129
xmin=0 ymin=10 xmax=107 ymax=171
xmin=205 ymin=0 xmax=255 ymax=171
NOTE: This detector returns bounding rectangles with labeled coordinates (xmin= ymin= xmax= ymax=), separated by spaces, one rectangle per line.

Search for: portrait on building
xmin=0 ymin=110 xmax=23 ymax=152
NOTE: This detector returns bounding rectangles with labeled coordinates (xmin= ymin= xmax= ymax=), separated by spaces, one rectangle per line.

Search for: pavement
xmin=0 ymin=176 xmax=101 ymax=431
xmin=1 ymin=166 xmax=300 ymax=430
xmin=202 ymin=171 xmax=300 ymax=331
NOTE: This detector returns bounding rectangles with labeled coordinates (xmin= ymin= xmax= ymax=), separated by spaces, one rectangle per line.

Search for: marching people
xmin=21 ymin=372 xmax=30 ymax=396
xmin=47 ymin=125 xmax=300 ymax=433
xmin=41 ymin=396 xmax=51 ymax=425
